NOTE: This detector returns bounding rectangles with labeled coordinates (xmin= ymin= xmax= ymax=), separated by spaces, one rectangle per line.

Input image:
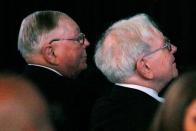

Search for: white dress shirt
xmin=115 ymin=83 xmax=164 ymax=102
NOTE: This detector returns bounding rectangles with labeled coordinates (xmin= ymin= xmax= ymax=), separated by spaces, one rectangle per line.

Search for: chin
xmin=82 ymin=63 xmax=88 ymax=70
xmin=173 ymin=69 xmax=178 ymax=78
xmin=79 ymin=63 xmax=87 ymax=71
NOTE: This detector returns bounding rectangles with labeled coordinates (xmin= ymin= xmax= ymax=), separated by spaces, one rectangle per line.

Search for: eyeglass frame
xmin=49 ymin=33 xmax=85 ymax=45
xmin=142 ymin=38 xmax=172 ymax=58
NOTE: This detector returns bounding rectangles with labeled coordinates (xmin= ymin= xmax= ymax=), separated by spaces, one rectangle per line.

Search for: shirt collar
xmin=28 ymin=64 xmax=63 ymax=76
xmin=115 ymin=83 xmax=164 ymax=102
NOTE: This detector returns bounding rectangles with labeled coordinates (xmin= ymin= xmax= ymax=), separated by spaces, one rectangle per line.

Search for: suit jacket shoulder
xmin=22 ymin=65 xmax=76 ymax=131
xmin=90 ymin=85 xmax=161 ymax=131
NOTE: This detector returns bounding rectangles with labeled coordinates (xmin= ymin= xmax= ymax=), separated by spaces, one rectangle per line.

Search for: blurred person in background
xmin=0 ymin=72 xmax=54 ymax=131
xmin=150 ymin=71 xmax=196 ymax=131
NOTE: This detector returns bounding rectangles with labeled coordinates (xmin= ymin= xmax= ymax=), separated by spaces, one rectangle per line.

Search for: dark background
xmin=1 ymin=0 xmax=196 ymax=74
xmin=1 ymin=1 xmax=195 ymax=128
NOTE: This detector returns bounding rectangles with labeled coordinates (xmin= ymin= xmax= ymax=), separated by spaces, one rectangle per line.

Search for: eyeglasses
xmin=49 ymin=33 xmax=85 ymax=45
xmin=142 ymin=39 xmax=172 ymax=58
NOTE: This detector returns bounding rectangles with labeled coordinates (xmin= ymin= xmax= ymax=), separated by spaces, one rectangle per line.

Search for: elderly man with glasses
xmin=18 ymin=10 xmax=90 ymax=131
xmin=90 ymin=13 xmax=178 ymax=131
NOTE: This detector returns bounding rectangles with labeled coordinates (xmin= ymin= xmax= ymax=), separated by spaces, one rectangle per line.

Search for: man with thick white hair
xmin=90 ymin=13 xmax=178 ymax=131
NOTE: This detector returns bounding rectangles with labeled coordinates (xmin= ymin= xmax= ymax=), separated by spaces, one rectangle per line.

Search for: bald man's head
xmin=0 ymin=73 xmax=54 ymax=131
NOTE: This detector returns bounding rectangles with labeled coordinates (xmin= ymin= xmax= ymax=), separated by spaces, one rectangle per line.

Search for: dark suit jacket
xmin=22 ymin=65 xmax=78 ymax=131
xmin=90 ymin=84 xmax=161 ymax=131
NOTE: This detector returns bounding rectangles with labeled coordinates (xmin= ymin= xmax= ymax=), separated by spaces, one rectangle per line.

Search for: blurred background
xmin=1 ymin=0 xmax=196 ymax=74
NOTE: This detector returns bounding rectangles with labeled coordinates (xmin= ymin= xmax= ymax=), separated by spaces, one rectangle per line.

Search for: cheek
xmin=70 ymin=49 xmax=83 ymax=62
xmin=57 ymin=45 xmax=82 ymax=59
xmin=150 ymin=56 xmax=172 ymax=77
xmin=159 ymin=55 xmax=173 ymax=70
xmin=150 ymin=56 xmax=165 ymax=69
xmin=60 ymin=52 xmax=77 ymax=63
xmin=161 ymin=55 xmax=170 ymax=65
xmin=184 ymin=102 xmax=196 ymax=131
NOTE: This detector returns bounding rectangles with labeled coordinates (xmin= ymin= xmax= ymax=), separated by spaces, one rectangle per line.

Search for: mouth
xmin=172 ymin=57 xmax=176 ymax=64
xmin=83 ymin=52 xmax=87 ymax=59
xmin=172 ymin=59 xmax=176 ymax=67
xmin=82 ymin=54 xmax=87 ymax=62
xmin=83 ymin=56 xmax=87 ymax=61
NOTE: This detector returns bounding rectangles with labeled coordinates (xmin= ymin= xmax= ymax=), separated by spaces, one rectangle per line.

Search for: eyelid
xmin=165 ymin=43 xmax=172 ymax=51
xmin=77 ymin=33 xmax=85 ymax=41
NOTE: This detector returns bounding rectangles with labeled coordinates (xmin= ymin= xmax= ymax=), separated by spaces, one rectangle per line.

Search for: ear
xmin=136 ymin=57 xmax=154 ymax=79
xmin=41 ymin=46 xmax=58 ymax=65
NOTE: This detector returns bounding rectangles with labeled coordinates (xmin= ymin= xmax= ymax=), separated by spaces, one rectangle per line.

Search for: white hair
xmin=95 ymin=13 xmax=162 ymax=83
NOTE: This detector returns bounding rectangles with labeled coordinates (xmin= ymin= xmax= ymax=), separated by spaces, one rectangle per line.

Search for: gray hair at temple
xmin=17 ymin=10 xmax=70 ymax=60
xmin=94 ymin=13 xmax=162 ymax=83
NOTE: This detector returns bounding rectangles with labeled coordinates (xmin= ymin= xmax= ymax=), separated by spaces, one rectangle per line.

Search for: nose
xmin=83 ymin=38 xmax=90 ymax=48
xmin=171 ymin=44 xmax=177 ymax=54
